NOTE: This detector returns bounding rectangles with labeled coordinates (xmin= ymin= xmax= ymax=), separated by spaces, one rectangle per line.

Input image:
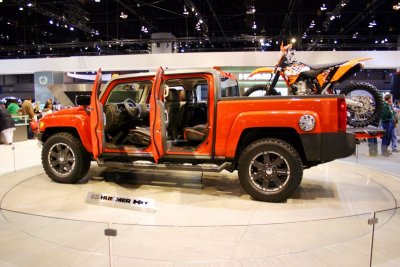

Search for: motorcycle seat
xmin=302 ymin=61 xmax=347 ymax=71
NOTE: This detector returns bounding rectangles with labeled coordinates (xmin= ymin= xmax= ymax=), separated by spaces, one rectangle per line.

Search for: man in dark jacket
xmin=0 ymin=106 xmax=16 ymax=145
xmin=381 ymin=94 xmax=395 ymax=156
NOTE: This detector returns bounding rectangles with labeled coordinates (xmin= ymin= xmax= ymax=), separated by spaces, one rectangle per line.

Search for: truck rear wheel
xmin=238 ymin=138 xmax=303 ymax=202
xmin=42 ymin=132 xmax=91 ymax=184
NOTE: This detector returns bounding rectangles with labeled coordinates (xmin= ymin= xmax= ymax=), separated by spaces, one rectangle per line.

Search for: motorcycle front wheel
xmin=243 ymin=84 xmax=281 ymax=97
xmin=340 ymin=82 xmax=383 ymax=128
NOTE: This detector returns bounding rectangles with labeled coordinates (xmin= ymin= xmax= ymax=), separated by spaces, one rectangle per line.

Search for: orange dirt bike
xmin=245 ymin=44 xmax=383 ymax=128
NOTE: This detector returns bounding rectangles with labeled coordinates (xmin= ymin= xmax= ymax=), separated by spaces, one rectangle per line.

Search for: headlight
xmin=298 ymin=114 xmax=316 ymax=132
xmin=39 ymin=120 xmax=45 ymax=130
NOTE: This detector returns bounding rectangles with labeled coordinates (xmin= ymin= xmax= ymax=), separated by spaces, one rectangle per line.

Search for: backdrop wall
xmin=0 ymin=50 xmax=399 ymax=75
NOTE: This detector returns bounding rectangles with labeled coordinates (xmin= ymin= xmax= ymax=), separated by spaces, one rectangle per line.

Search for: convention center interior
xmin=0 ymin=0 xmax=400 ymax=266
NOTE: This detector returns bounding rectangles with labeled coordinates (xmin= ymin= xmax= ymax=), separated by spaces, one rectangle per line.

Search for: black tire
xmin=238 ymin=138 xmax=303 ymax=202
xmin=42 ymin=132 xmax=91 ymax=184
xmin=340 ymin=82 xmax=383 ymax=128
xmin=243 ymin=84 xmax=280 ymax=97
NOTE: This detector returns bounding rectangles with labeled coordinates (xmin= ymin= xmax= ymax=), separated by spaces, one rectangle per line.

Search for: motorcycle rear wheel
xmin=340 ymin=82 xmax=383 ymax=128
xmin=243 ymin=84 xmax=281 ymax=97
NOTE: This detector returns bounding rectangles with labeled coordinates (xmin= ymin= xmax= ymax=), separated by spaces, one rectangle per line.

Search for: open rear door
xmin=90 ymin=69 xmax=105 ymax=160
xmin=149 ymin=67 xmax=165 ymax=163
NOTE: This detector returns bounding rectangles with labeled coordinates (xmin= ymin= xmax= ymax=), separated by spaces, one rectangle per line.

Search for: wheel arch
xmin=233 ymin=127 xmax=306 ymax=169
xmin=41 ymin=127 xmax=92 ymax=155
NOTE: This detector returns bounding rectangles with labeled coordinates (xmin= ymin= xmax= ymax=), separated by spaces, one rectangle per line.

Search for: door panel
xmin=90 ymin=69 xmax=104 ymax=159
xmin=149 ymin=67 xmax=164 ymax=163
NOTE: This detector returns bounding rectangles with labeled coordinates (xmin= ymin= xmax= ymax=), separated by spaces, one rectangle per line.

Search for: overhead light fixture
xmin=330 ymin=15 xmax=336 ymax=21
xmin=309 ymin=20 xmax=315 ymax=28
xmin=183 ymin=6 xmax=189 ymax=15
xmin=252 ymin=21 xmax=257 ymax=29
xmin=246 ymin=5 xmax=256 ymax=14
xmin=69 ymin=27 xmax=74 ymax=31
xmin=393 ymin=2 xmax=400 ymax=10
xmin=19 ymin=6 xmax=24 ymax=11
xmin=320 ymin=4 xmax=327 ymax=11
xmin=120 ymin=12 xmax=128 ymax=19
xmin=95 ymin=0 xmax=101 ymax=2
xmin=141 ymin=26 xmax=148 ymax=33
xmin=26 ymin=2 xmax=33 ymax=7
xmin=49 ymin=20 xmax=54 ymax=25
xmin=368 ymin=20 xmax=377 ymax=28
xmin=291 ymin=38 xmax=296 ymax=44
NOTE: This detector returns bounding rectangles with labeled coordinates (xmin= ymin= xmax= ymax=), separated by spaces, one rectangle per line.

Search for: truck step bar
xmin=97 ymin=160 xmax=233 ymax=173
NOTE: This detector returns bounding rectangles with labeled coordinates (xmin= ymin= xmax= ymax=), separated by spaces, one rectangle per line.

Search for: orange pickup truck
xmin=36 ymin=67 xmax=356 ymax=202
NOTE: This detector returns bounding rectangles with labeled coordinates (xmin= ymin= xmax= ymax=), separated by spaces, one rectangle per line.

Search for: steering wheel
xmin=123 ymin=98 xmax=141 ymax=119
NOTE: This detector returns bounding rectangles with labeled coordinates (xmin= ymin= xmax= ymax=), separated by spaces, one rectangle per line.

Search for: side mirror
xmin=75 ymin=95 xmax=91 ymax=106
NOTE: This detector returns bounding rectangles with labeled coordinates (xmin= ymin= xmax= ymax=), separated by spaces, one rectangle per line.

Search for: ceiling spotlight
xmin=393 ymin=2 xmax=400 ymax=10
xmin=120 ymin=12 xmax=128 ymax=19
xmin=69 ymin=27 xmax=74 ymax=31
xmin=183 ymin=6 xmax=189 ymax=15
xmin=141 ymin=26 xmax=148 ymax=33
xmin=246 ymin=5 xmax=256 ymax=14
xmin=252 ymin=21 xmax=257 ymax=29
xmin=291 ymin=38 xmax=296 ymax=44
xmin=368 ymin=20 xmax=377 ymax=28
xmin=330 ymin=15 xmax=336 ymax=21
xmin=19 ymin=6 xmax=24 ymax=11
xmin=320 ymin=4 xmax=327 ymax=11
xmin=49 ymin=19 xmax=54 ymax=25
xmin=26 ymin=2 xmax=32 ymax=7
xmin=95 ymin=0 xmax=101 ymax=2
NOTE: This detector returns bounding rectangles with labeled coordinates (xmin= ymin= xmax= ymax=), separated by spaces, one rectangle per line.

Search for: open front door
xmin=90 ymin=69 xmax=105 ymax=160
xmin=149 ymin=67 xmax=165 ymax=163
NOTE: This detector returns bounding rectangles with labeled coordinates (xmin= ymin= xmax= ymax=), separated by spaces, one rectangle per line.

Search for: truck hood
xmin=52 ymin=106 xmax=83 ymax=116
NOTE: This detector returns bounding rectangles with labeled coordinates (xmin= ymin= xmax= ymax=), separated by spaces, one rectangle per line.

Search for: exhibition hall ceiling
xmin=0 ymin=0 xmax=399 ymax=58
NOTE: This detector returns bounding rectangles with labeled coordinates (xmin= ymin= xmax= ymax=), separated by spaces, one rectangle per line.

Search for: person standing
xmin=381 ymin=94 xmax=395 ymax=156
xmin=0 ymin=106 xmax=16 ymax=145
xmin=42 ymin=98 xmax=53 ymax=117
xmin=391 ymin=101 xmax=399 ymax=152
xmin=21 ymin=97 xmax=35 ymax=139
xmin=6 ymin=99 xmax=20 ymax=115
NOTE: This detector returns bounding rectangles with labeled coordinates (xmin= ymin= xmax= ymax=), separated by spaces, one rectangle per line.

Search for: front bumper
xmin=300 ymin=132 xmax=356 ymax=162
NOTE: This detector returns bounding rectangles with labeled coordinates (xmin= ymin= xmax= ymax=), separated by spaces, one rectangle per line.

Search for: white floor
xmin=0 ymin=140 xmax=399 ymax=267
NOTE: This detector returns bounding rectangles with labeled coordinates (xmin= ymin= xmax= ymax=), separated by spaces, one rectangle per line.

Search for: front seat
xmin=176 ymin=90 xmax=195 ymax=137
xmin=164 ymin=89 xmax=180 ymax=139
xmin=183 ymin=124 xmax=207 ymax=144
xmin=125 ymin=127 xmax=151 ymax=147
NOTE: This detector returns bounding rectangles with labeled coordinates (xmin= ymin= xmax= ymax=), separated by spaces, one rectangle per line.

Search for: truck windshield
xmin=106 ymin=82 xmax=151 ymax=104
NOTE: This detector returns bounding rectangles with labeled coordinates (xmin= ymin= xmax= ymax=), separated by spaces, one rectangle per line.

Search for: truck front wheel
xmin=42 ymin=132 xmax=91 ymax=184
xmin=238 ymin=138 xmax=303 ymax=202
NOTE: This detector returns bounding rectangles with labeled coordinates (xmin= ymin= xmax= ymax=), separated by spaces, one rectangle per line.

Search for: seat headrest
xmin=179 ymin=90 xmax=193 ymax=102
xmin=166 ymin=89 xmax=179 ymax=102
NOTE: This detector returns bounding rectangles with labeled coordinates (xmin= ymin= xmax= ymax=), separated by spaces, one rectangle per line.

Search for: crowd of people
xmin=0 ymin=97 xmax=54 ymax=144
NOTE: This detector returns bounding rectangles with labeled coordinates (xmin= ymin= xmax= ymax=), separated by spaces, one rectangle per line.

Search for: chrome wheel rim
xmin=48 ymin=142 xmax=76 ymax=176
xmin=248 ymin=151 xmax=290 ymax=192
